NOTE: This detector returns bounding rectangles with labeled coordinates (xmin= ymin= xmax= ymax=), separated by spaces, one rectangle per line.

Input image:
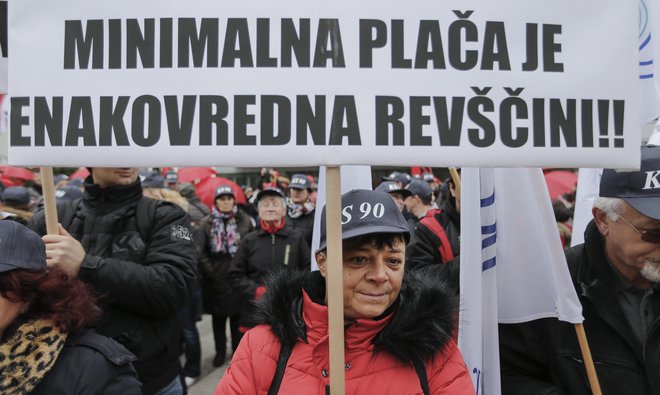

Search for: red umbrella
xmin=196 ymin=176 xmax=247 ymax=209
xmin=177 ymin=167 xmax=217 ymax=185
xmin=0 ymin=165 xmax=34 ymax=181
xmin=69 ymin=167 xmax=90 ymax=180
xmin=544 ymin=170 xmax=578 ymax=199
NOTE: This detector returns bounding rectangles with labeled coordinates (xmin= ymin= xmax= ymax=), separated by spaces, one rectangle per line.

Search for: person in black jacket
xmin=405 ymin=177 xmax=461 ymax=291
xmin=199 ymin=185 xmax=255 ymax=367
xmin=29 ymin=167 xmax=197 ymax=395
xmin=500 ymin=146 xmax=660 ymax=395
xmin=0 ymin=221 xmax=140 ymax=395
xmin=285 ymin=173 xmax=315 ymax=248
xmin=229 ymin=187 xmax=311 ymax=330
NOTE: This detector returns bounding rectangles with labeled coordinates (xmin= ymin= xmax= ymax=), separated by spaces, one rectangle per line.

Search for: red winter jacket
xmin=215 ymin=270 xmax=475 ymax=395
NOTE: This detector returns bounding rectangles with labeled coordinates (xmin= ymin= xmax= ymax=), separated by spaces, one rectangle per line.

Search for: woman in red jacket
xmin=216 ymin=189 xmax=475 ymax=395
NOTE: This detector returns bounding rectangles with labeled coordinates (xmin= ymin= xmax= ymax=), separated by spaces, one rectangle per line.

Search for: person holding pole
xmin=499 ymin=146 xmax=660 ymax=395
xmin=216 ymin=189 xmax=474 ymax=395
xmin=28 ymin=167 xmax=197 ymax=395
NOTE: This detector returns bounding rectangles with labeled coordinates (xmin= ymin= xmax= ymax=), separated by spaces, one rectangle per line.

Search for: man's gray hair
xmin=593 ymin=197 xmax=625 ymax=220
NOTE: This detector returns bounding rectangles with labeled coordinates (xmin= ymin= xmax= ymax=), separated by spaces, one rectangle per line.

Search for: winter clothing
xmin=215 ymin=269 xmax=474 ymax=395
xmin=285 ymin=201 xmax=315 ymax=247
xmin=500 ymin=220 xmax=660 ymax=395
xmin=200 ymin=207 xmax=254 ymax=317
xmin=405 ymin=199 xmax=460 ymax=289
xmin=0 ymin=320 xmax=140 ymax=395
xmin=29 ymin=177 xmax=197 ymax=395
xmin=228 ymin=224 xmax=311 ymax=327
xmin=200 ymin=207 xmax=254 ymax=361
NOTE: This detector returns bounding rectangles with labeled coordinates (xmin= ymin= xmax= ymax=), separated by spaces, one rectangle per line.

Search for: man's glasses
xmin=618 ymin=215 xmax=660 ymax=243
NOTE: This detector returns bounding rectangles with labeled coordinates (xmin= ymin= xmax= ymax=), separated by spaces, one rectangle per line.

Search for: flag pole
xmin=39 ymin=167 xmax=59 ymax=235
xmin=325 ymin=166 xmax=345 ymax=395
xmin=574 ymin=323 xmax=603 ymax=395
xmin=449 ymin=167 xmax=461 ymax=194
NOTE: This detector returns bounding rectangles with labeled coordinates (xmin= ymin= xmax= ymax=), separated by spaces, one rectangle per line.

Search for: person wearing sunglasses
xmin=499 ymin=145 xmax=660 ymax=395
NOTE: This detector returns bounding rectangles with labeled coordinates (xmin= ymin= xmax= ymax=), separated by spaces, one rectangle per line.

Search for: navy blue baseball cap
xmin=289 ymin=174 xmax=312 ymax=190
xmin=140 ymin=171 xmax=164 ymax=188
xmin=2 ymin=187 xmax=31 ymax=207
xmin=0 ymin=221 xmax=47 ymax=273
xmin=405 ymin=179 xmax=433 ymax=202
xmin=318 ymin=189 xmax=410 ymax=251
xmin=256 ymin=187 xmax=286 ymax=202
xmin=382 ymin=171 xmax=411 ymax=186
xmin=375 ymin=181 xmax=412 ymax=198
xmin=215 ymin=185 xmax=235 ymax=198
xmin=600 ymin=145 xmax=660 ymax=220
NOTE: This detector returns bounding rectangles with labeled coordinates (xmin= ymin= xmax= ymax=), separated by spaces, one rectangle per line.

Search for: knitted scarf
xmin=0 ymin=320 xmax=67 ymax=395
xmin=287 ymin=199 xmax=315 ymax=219
xmin=210 ymin=206 xmax=241 ymax=256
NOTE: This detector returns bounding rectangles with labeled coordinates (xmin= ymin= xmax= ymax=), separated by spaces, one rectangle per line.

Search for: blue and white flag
xmin=458 ymin=168 xmax=583 ymax=395
xmin=311 ymin=166 xmax=372 ymax=269
xmin=640 ymin=0 xmax=660 ymax=122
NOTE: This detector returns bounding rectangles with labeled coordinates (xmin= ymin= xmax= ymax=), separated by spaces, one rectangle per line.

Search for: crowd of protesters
xmin=11 ymin=154 xmax=660 ymax=395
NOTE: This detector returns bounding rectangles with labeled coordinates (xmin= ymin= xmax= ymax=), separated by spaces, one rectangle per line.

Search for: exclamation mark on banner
xmin=613 ymin=100 xmax=624 ymax=148
xmin=598 ymin=100 xmax=609 ymax=147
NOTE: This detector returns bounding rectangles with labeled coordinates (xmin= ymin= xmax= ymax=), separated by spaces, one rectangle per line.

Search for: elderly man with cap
xmin=499 ymin=146 xmax=660 ymax=395
xmin=216 ymin=189 xmax=474 ymax=395
xmin=199 ymin=185 xmax=255 ymax=368
xmin=285 ymin=173 xmax=316 ymax=247
xmin=228 ymin=187 xmax=311 ymax=332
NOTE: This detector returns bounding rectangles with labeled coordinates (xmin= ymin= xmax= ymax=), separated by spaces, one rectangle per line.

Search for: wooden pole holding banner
xmin=325 ymin=166 xmax=346 ymax=395
xmin=575 ymin=323 xmax=603 ymax=395
xmin=39 ymin=167 xmax=59 ymax=235
xmin=449 ymin=167 xmax=461 ymax=195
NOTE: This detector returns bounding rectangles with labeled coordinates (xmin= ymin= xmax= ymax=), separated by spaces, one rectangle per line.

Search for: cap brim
xmin=317 ymin=224 xmax=410 ymax=251
xmin=624 ymin=197 xmax=660 ymax=221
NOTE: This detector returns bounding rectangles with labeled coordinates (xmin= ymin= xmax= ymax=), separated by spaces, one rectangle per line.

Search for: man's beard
xmin=640 ymin=260 xmax=660 ymax=282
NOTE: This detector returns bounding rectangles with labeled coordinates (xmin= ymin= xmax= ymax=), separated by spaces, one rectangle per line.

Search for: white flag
xmin=310 ymin=166 xmax=372 ymax=269
xmin=458 ymin=168 xmax=583 ymax=395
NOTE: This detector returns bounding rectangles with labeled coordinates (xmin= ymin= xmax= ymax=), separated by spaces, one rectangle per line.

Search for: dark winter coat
xmin=33 ymin=328 xmax=141 ymax=395
xmin=285 ymin=210 xmax=315 ymax=247
xmin=405 ymin=200 xmax=461 ymax=289
xmin=199 ymin=208 xmax=254 ymax=317
xmin=228 ymin=225 xmax=311 ymax=325
xmin=216 ymin=269 xmax=475 ymax=394
xmin=499 ymin=220 xmax=660 ymax=395
xmin=29 ymin=178 xmax=197 ymax=395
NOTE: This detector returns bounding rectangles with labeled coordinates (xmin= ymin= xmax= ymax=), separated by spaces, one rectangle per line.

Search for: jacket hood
xmin=252 ymin=267 xmax=457 ymax=365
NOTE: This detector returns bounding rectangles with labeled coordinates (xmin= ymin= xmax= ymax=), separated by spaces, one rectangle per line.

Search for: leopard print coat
xmin=0 ymin=320 xmax=67 ymax=395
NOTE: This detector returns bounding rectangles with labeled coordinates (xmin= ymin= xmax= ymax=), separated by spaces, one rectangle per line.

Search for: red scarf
xmin=260 ymin=218 xmax=285 ymax=234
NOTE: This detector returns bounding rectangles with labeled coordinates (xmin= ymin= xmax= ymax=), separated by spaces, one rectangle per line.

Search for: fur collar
xmin=252 ymin=268 xmax=456 ymax=365
xmin=0 ymin=320 xmax=67 ymax=395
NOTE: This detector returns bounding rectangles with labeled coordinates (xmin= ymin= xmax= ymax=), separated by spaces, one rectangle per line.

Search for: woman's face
xmin=317 ymin=238 xmax=405 ymax=321
xmin=0 ymin=293 xmax=25 ymax=339
xmin=215 ymin=195 xmax=236 ymax=213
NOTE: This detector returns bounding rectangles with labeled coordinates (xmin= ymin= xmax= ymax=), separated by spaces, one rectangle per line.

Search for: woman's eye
xmin=349 ymin=256 xmax=368 ymax=264
xmin=387 ymin=258 xmax=402 ymax=266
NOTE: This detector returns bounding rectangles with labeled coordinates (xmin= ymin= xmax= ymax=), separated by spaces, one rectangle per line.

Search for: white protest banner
xmin=9 ymin=0 xmax=638 ymax=168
